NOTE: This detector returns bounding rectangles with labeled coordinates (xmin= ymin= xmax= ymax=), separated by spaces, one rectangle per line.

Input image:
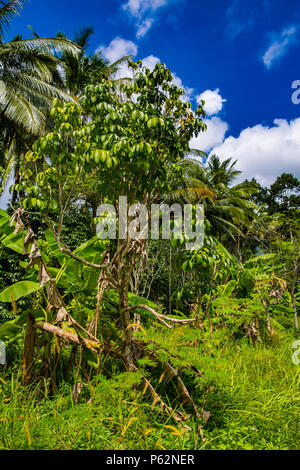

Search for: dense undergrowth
xmin=1 ymin=326 xmax=299 ymax=450
xmin=0 ymin=4 xmax=299 ymax=451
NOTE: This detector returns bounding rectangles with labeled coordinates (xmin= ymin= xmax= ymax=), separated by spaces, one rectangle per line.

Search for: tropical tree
xmin=170 ymin=155 xmax=258 ymax=240
xmin=207 ymin=154 xmax=242 ymax=185
xmin=57 ymin=27 xmax=131 ymax=97
xmin=251 ymin=173 xmax=300 ymax=240
xmin=2 ymin=61 xmax=212 ymax=422
xmin=0 ymin=0 xmax=80 ymax=197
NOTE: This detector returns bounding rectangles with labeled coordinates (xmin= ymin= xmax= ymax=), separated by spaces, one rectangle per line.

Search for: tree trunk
xmin=22 ymin=313 xmax=36 ymax=386
xmin=261 ymin=298 xmax=272 ymax=334
xmin=119 ymin=268 xmax=135 ymax=371
xmin=116 ymin=236 xmax=136 ymax=371
xmin=291 ymin=291 xmax=299 ymax=330
xmin=290 ymin=257 xmax=299 ymax=330
xmin=11 ymin=147 xmax=22 ymax=205
xmin=11 ymin=167 xmax=20 ymax=206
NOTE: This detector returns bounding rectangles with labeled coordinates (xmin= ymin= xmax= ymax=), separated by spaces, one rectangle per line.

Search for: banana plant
xmin=0 ymin=208 xmax=108 ymax=341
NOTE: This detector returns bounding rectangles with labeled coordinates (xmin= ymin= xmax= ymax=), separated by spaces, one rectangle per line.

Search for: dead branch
xmin=129 ymin=304 xmax=196 ymax=327
xmin=162 ymin=362 xmax=210 ymax=423
xmin=130 ymin=364 xmax=191 ymax=428
xmin=34 ymin=321 xmax=102 ymax=353
xmin=128 ymin=304 xmax=172 ymax=328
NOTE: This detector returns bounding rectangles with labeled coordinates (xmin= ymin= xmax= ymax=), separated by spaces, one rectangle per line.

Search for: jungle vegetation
xmin=0 ymin=0 xmax=299 ymax=451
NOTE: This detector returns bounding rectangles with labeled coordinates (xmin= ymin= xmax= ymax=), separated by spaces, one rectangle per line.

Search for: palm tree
xmin=57 ymin=27 xmax=132 ymax=97
xmin=169 ymin=155 xmax=258 ymax=239
xmin=0 ymin=1 xmax=80 ymax=133
xmin=0 ymin=0 xmax=81 ymax=198
xmin=207 ymin=154 xmax=242 ymax=186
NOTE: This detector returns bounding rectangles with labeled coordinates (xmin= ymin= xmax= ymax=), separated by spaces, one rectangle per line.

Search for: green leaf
xmin=16 ymin=310 xmax=45 ymax=326
xmin=128 ymin=293 xmax=160 ymax=311
xmin=0 ymin=210 xmax=24 ymax=253
xmin=244 ymin=253 xmax=276 ymax=268
xmin=0 ymin=209 xmax=13 ymax=236
xmin=0 ymin=281 xmax=42 ymax=303
xmin=94 ymin=149 xmax=108 ymax=163
xmin=147 ymin=117 xmax=159 ymax=129
xmin=1 ymin=231 xmax=24 ymax=254
xmin=0 ymin=323 xmax=22 ymax=340
xmin=271 ymin=305 xmax=295 ymax=315
xmin=222 ymin=280 xmax=237 ymax=297
xmin=182 ymin=261 xmax=189 ymax=272
xmin=74 ymin=236 xmax=106 ymax=258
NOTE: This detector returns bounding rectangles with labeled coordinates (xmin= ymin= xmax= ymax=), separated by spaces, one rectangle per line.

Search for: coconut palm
xmin=57 ymin=27 xmax=132 ymax=97
xmin=0 ymin=1 xmax=80 ymax=133
xmin=0 ymin=0 xmax=81 ymax=198
xmin=169 ymin=155 xmax=258 ymax=239
xmin=207 ymin=154 xmax=242 ymax=186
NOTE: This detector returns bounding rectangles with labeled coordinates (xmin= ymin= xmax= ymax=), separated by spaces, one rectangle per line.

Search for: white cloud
xmin=141 ymin=55 xmax=194 ymax=101
xmin=123 ymin=0 xmax=168 ymax=18
xmin=226 ymin=0 xmax=255 ymax=40
xmin=190 ymin=91 xmax=300 ymax=186
xmin=197 ymin=89 xmax=227 ymax=116
xmin=98 ymin=40 xmax=194 ymax=101
xmin=171 ymin=71 xmax=193 ymax=102
xmin=96 ymin=38 xmax=138 ymax=79
xmin=226 ymin=0 xmax=270 ymax=40
xmin=261 ymin=25 xmax=299 ymax=69
xmin=189 ymin=89 xmax=229 ymax=153
xmin=123 ymin=0 xmax=143 ymax=17
xmin=226 ymin=18 xmax=254 ymax=40
xmin=211 ymin=118 xmax=300 ymax=186
xmin=136 ymin=18 xmax=154 ymax=38
xmin=0 ymin=175 xmax=13 ymax=210
xmin=190 ymin=117 xmax=229 ymax=153
xmin=141 ymin=54 xmax=160 ymax=70
xmin=97 ymin=37 xmax=138 ymax=63
xmin=122 ymin=0 xmax=180 ymax=38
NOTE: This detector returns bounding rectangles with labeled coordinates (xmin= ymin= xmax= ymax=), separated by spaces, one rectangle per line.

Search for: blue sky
xmin=6 ymin=0 xmax=300 ymax=186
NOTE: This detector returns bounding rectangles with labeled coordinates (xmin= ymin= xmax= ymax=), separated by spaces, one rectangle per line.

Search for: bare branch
xmin=129 ymin=304 xmax=196 ymax=327
xmin=34 ymin=321 xmax=102 ymax=353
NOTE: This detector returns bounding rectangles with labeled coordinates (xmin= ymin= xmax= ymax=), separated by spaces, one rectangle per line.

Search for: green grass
xmin=0 ymin=327 xmax=299 ymax=450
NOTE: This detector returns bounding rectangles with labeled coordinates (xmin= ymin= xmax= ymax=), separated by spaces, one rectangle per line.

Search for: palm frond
xmin=0 ymin=44 xmax=59 ymax=81
xmin=217 ymin=197 xmax=257 ymax=210
xmin=0 ymin=79 xmax=45 ymax=133
xmin=0 ymin=141 xmax=15 ymax=191
xmin=186 ymin=148 xmax=207 ymax=160
xmin=113 ymin=77 xmax=132 ymax=86
xmin=0 ymin=0 xmax=23 ymax=37
xmin=9 ymin=37 xmax=81 ymax=56
xmin=210 ymin=215 xmax=243 ymax=238
xmin=74 ymin=26 xmax=94 ymax=49
xmin=106 ymin=55 xmax=132 ymax=77
xmin=7 ymin=72 xmax=79 ymax=104
xmin=165 ymin=186 xmax=216 ymax=204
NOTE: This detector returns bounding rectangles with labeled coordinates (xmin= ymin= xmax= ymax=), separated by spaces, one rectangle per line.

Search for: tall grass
xmin=0 ymin=328 xmax=299 ymax=450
